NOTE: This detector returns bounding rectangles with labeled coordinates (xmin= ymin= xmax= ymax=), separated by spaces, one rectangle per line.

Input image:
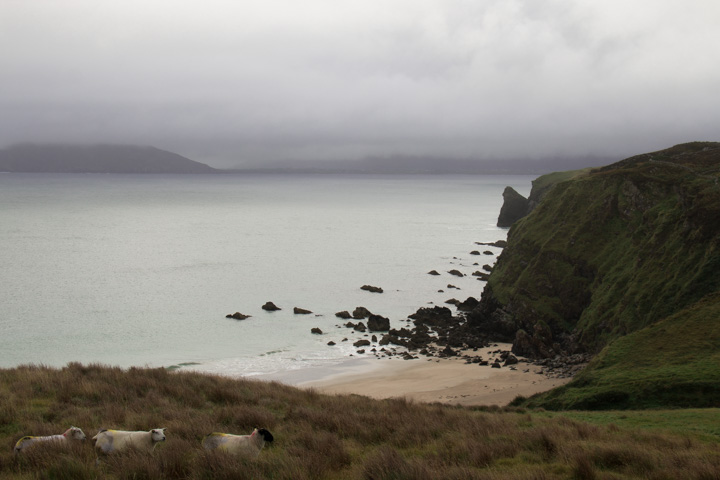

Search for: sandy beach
xmin=261 ymin=344 xmax=570 ymax=407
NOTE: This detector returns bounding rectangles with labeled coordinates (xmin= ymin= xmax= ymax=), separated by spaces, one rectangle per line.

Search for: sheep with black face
xmin=202 ymin=428 xmax=274 ymax=457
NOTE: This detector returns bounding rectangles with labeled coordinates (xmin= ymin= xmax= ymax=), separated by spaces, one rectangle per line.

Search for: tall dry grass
xmin=1 ymin=363 xmax=719 ymax=479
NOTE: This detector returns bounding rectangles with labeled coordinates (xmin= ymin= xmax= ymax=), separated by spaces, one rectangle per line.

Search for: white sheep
xmin=202 ymin=428 xmax=274 ymax=457
xmin=92 ymin=428 xmax=166 ymax=454
xmin=14 ymin=426 xmax=86 ymax=454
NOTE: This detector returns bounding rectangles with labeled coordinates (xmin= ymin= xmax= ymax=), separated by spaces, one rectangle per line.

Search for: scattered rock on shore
xmin=294 ymin=307 xmax=313 ymax=315
xmin=457 ymin=296 xmax=479 ymax=312
xmin=335 ymin=311 xmax=352 ymax=319
xmin=262 ymin=302 xmax=281 ymax=311
xmin=352 ymin=306 xmax=372 ymax=319
xmin=226 ymin=312 xmax=251 ymax=320
xmin=367 ymin=314 xmax=390 ymax=332
xmin=361 ymin=285 xmax=384 ymax=293
xmin=428 ymin=270 xmax=441 ymax=276
xmin=311 ymin=327 xmax=323 ymax=335
xmin=476 ymin=240 xmax=507 ymax=248
xmin=448 ymin=269 xmax=464 ymax=277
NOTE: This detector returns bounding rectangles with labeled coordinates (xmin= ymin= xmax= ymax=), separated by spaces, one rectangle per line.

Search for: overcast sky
xmin=1 ymin=0 xmax=719 ymax=167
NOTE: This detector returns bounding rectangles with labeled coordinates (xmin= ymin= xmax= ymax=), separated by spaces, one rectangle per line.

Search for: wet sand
xmin=261 ymin=344 xmax=570 ymax=407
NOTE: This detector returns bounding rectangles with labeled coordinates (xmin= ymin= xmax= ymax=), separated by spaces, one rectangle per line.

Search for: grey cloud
xmin=1 ymin=0 xmax=718 ymax=168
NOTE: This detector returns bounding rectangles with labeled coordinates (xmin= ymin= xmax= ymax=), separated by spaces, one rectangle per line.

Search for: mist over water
xmin=0 ymin=173 xmax=532 ymax=376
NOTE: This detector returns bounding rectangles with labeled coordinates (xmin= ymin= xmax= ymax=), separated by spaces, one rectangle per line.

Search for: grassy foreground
xmin=1 ymin=364 xmax=719 ymax=479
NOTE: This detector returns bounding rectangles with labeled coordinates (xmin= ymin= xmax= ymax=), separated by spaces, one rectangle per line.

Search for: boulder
xmin=311 ymin=327 xmax=323 ymax=335
xmin=361 ymin=285 xmax=384 ymax=293
xmin=504 ymin=354 xmax=519 ymax=366
xmin=448 ymin=269 xmax=464 ymax=277
xmin=354 ymin=339 xmax=371 ymax=347
xmin=352 ymin=306 xmax=372 ymax=319
xmin=335 ymin=310 xmax=352 ymax=319
xmin=262 ymin=302 xmax=281 ymax=311
xmin=428 ymin=270 xmax=441 ymax=276
xmin=367 ymin=314 xmax=390 ymax=332
xmin=440 ymin=345 xmax=457 ymax=357
xmin=457 ymin=296 xmax=479 ymax=312
xmin=470 ymin=250 xmax=480 ymax=255
xmin=294 ymin=307 xmax=312 ymax=315
xmin=226 ymin=312 xmax=251 ymax=320
xmin=327 ymin=341 xmax=336 ymax=346
xmin=353 ymin=322 xmax=367 ymax=333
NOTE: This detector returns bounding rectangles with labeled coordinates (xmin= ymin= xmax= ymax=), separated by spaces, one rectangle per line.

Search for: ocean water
xmin=0 ymin=173 xmax=533 ymax=377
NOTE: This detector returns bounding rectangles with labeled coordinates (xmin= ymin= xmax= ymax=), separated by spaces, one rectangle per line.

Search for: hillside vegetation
xmin=469 ymin=142 xmax=720 ymax=409
xmin=1 ymin=364 xmax=719 ymax=479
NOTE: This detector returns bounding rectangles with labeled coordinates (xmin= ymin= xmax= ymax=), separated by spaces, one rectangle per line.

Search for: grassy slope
xmin=485 ymin=142 xmax=720 ymax=409
xmin=1 ymin=364 xmax=719 ymax=479
xmin=523 ymin=292 xmax=720 ymax=410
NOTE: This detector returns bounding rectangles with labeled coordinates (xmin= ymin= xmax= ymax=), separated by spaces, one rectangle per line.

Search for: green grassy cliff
xmin=469 ymin=142 xmax=720 ymax=409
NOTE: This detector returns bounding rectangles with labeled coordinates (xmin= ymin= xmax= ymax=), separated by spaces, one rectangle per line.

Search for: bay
xmin=0 ymin=173 xmax=533 ymax=376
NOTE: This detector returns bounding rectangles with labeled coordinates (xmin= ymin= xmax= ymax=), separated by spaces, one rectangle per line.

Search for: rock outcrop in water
xmin=496 ymin=186 xmax=530 ymax=227
xmin=262 ymin=302 xmax=281 ymax=311
xmin=360 ymin=285 xmax=383 ymax=293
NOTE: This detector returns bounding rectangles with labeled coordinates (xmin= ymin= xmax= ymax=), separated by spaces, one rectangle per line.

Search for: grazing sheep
xmin=14 ymin=426 xmax=86 ymax=454
xmin=92 ymin=428 xmax=166 ymax=454
xmin=202 ymin=428 xmax=274 ymax=457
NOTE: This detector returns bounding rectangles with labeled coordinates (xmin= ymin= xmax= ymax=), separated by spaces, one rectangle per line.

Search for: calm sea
xmin=0 ymin=173 xmax=533 ymax=377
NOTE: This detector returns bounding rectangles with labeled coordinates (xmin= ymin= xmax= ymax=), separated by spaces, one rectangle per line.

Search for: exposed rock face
xmin=497 ymin=186 xmax=530 ymax=227
xmin=367 ymin=314 xmax=391 ymax=332
xmin=262 ymin=302 xmax=281 ymax=311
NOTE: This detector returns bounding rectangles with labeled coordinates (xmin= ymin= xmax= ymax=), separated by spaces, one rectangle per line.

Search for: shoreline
xmin=255 ymin=343 xmax=570 ymax=407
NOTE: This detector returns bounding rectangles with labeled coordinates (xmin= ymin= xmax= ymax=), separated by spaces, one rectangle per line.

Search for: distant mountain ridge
xmin=0 ymin=144 xmax=218 ymax=174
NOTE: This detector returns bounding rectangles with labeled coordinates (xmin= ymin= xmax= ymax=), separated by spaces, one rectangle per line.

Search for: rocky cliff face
xmin=469 ymin=142 xmax=720 ymax=360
